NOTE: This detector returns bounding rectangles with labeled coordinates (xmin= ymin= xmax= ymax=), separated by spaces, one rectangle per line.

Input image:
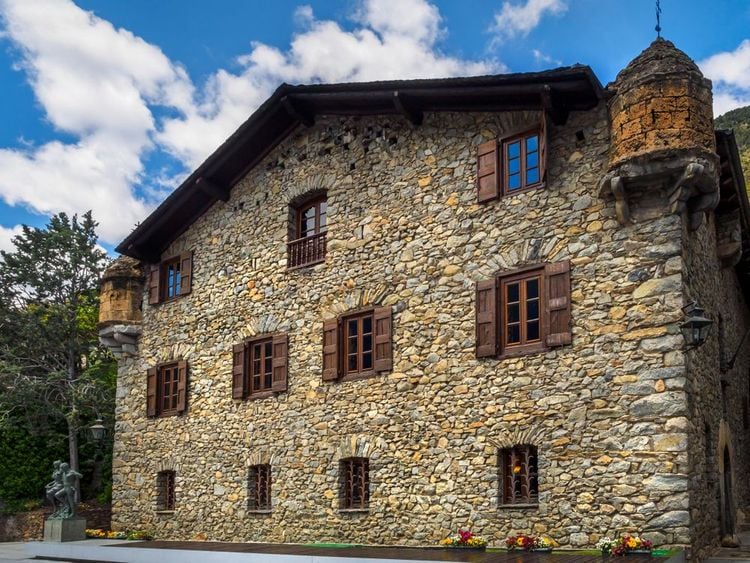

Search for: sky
xmin=1 ymin=0 xmax=749 ymax=255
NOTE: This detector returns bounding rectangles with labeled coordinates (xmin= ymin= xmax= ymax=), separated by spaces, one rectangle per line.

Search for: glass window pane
xmin=320 ymin=201 xmax=327 ymax=213
xmin=526 ymin=167 xmax=539 ymax=184
xmin=348 ymin=320 xmax=358 ymax=336
xmin=527 ymin=299 xmax=539 ymax=320
xmin=527 ymin=320 xmax=540 ymax=341
xmin=264 ymin=373 xmax=272 ymax=389
xmin=348 ymin=355 xmax=358 ymax=371
xmin=508 ymin=157 xmax=520 ymax=174
xmin=363 ymin=316 xmax=372 ymax=334
xmin=508 ymin=174 xmax=521 ymax=190
xmin=348 ymin=336 xmax=358 ymax=354
xmin=527 ymin=151 xmax=538 ymax=168
xmin=507 ymin=303 xmax=520 ymax=323
xmin=507 ymin=324 xmax=520 ymax=344
xmin=265 ymin=357 xmax=272 ymax=375
xmin=363 ymin=334 xmax=372 ymax=353
xmin=265 ymin=342 xmax=272 ymax=358
xmin=506 ymin=283 xmax=520 ymax=303
xmin=526 ymin=278 xmax=539 ymax=299
xmin=507 ymin=141 xmax=520 ymax=158
xmin=253 ymin=375 xmax=260 ymax=389
xmin=363 ymin=353 xmax=372 ymax=370
xmin=526 ymin=135 xmax=538 ymax=152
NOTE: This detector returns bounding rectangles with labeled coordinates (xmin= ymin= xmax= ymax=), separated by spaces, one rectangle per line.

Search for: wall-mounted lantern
xmin=89 ymin=418 xmax=106 ymax=443
xmin=680 ymin=301 xmax=713 ymax=348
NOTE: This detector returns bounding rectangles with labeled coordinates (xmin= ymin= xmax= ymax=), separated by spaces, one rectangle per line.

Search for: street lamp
xmin=680 ymin=301 xmax=713 ymax=348
xmin=89 ymin=418 xmax=106 ymax=443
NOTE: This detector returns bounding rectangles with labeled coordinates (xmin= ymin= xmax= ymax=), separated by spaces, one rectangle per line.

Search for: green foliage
xmin=715 ymin=105 xmax=750 ymax=193
xmin=0 ymin=211 xmax=115 ymax=509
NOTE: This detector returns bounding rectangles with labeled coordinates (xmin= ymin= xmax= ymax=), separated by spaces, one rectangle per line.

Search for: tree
xmin=0 ymin=212 xmax=112 ymax=502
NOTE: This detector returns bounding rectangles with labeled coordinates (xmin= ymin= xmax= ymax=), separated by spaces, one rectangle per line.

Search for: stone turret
xmin=98 ymin=256 xmax=144 ymax=357
xmin=600 ymin=39 xmax=719 ymax=230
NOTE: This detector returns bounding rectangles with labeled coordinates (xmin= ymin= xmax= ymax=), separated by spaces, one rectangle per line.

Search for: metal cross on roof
xmin=655 ymin=0 xmax=662 ymax=38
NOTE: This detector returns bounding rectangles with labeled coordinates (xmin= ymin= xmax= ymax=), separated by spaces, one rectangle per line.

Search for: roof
xmin=116 ymin=66 xmax=604 ymax=261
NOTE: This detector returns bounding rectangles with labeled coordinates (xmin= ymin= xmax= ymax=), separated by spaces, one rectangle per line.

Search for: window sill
xmin=247 ymin=509 xmax=272 ymax=515
xmin=501 ymin=182 xmax=545 ymax=198
xmin=246 ymin=391 xmax=276 ymax=400
xmin=339 ymin=370 xmax=378 ymax=383
xmin=498 ymin=503 xmax=539 ymax=510
xmin=155 ymin=510 xmax=175 ymax=515
xmin=287 ymin=258 xmax=325 ymax=271
xmin=498 ymin=344 xmax=548 ymax=360
xmin=339 ymin=508 xmax=370 ymax=514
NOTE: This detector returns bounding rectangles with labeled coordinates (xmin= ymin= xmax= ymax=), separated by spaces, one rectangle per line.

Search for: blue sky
xmin=1 ymin=0 xmax=749 ymax=254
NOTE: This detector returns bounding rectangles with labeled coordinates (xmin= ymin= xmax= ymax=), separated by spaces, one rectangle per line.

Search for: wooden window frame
xmin=288 ymin=194 xmax=327 ymax=269
xmin=499 ymin=266 xmax=546 ymax=358
xmin=156 ymin=470 xmax=176 ymax=512
xmin=148 ymin=252 xmax=193 ymax=305
xmin=157 ymin=362 xmax=181 ymax=417
xmin=233 ymin=334 xmax=288 ymax=400
xmin=342 ymin=310 xmax=375 ymax=381
xmin=340 ymin=457 xmax=369 ymax=511
xmin=499 ymin=445 xmax=539 ymax=507
xmin=248 ymin=464 xmax=272 ymax=512
xmin=246 ymin=337 xmax=274 ymax=397
xmin=501 ymin=128 xmax=543 ymax=196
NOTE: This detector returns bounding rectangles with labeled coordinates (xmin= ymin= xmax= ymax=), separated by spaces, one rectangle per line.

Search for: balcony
xmin=287 ymin=232 xmax=327 ymax=269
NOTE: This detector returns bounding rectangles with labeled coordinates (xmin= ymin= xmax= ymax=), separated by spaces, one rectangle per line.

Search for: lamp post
xmin=680 ymin=301 xmax=713 ymax=348
xmin=89 ymin=418 xmax=107 ymax=499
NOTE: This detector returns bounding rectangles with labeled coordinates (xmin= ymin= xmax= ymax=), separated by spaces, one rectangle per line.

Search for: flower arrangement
xmin=597 ymin=535 xmax=653 ymax=556
xmin=86 ymin=529 xmax=154 ymax=541
xmin=439 ymin=529 xmax=488 ymax=549
xmin=505 ymin=535 xmax=554 ymax=551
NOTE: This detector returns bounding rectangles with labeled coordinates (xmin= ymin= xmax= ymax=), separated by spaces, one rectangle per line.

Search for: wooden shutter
xmin=271 ymin=334 xmax=288 ymax=393
xmin=373 ymin=307 xmax=393 ymax=372
xmin=322 ymin=318 xmax=340 ymax=381
xmin=148 ymin=264 xmax=161 ymax=305
xmin=232 ymin=343 xmax=246 ymax=399
xmin=545 ymin=260 xmax=571 ymax=347
xmin=539 ymin=111 xmax=549 ymax=184
xmin=476 ymin=279 xmax=498 ymax=358
xmin=176 ymin=360 xmax=188 ymax=413
xmin=179 ymin=252 xmax=192 ymax=295
xmin=477 ymin=139 xmax=499 ymax=203
xmin=146 ymin=367 xmax=157 ymax=417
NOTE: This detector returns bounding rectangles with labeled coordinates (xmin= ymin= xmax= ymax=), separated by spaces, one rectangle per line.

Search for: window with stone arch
xmin=340 ymin=457 xmax=369 ymax=510
xmin=288 ymin=190 xmax=327 ymax=269
xmin=499 ymin=445 xmax=538 ymax=506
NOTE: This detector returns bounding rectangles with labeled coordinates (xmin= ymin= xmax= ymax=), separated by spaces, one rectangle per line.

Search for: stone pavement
xmin=707 ymin=532 xmax=750 ymax=563
xmin=0 ymin=541 xmax=69 ymax=562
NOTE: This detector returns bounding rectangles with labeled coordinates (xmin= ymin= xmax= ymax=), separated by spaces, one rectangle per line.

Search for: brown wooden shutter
xmin=545 ymin=260 xmax=571 ymax=347
xmin=476 ymin=279 xmax=498 ymax=358
xmin=373 ymin=306 xmax=393 ymax=372
xmin=271 ymin=334 xmax=288 ymax=393
xmin=322 ymin=318 xmax=340 ymax=381
xmin=232 ymin=343 xmax=246 ymax=399
xmin=146 ymin=367 xmax=157 ymax=417
xmin=179 ymin=252 xmax=192 ymax=295
xmin=176 ymin=360 xmax=188 ymax=413
xmin=477 ymin=139 xmax=499 ymax=203
xmin=148 ymin=264 xmax=161 ymax=305
xmin=539 ymin=111 xmax=549 ymax=184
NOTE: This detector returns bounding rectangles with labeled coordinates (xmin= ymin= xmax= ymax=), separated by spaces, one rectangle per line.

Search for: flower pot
xmin=532 ymin=548 xmax=553 ymax=553
xmin=626 ymin=550 xmax=652 ymax=555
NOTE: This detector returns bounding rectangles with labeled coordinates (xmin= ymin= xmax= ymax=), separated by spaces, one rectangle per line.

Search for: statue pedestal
xmin=43 ymin=517 xmax=86 ymax=542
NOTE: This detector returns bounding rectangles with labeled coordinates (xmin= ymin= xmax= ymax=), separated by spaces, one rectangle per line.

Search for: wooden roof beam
xmin=541 ymin=85 xmax=568 ymax=125
xmin=393 ymin=91 xmax=423 ymax=126
xmin=195 ymin=177 xmax=230 ymax=202
xmin=281 ymin=96 xmax=315 ymax=127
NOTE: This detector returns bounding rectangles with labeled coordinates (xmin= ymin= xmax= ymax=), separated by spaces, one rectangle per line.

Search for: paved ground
xmin=0 ymin=541 xmax=47 ymax=562
xmin=707 ymin=532 xmax=750 ymax=563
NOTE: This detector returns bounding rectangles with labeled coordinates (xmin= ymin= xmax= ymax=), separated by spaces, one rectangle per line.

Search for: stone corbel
xmin=610 ymin=176 xmax=632 ymax=225
xmin=669 ymin=162 xmax=719 ymax=231
xmin=99 ymin=324 xmax=142 ymax=358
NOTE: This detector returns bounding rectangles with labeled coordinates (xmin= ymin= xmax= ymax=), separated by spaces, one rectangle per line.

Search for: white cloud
xmin=699 ymin=39 xmax=750 ymax=117
xmin=492 ymin=0 xmax=567 ymax=41
xmin=0 ymin=224 xmax=23 ymax=253
xmin=156 ymin=0 xmax=499 ymax=168
xmin=0 ymin=0 xmax=498 ymax=246
xmin=532 ymin=48 xmax=561 ymax=67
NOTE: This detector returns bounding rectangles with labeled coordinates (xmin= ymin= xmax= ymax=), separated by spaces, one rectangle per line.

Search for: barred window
xmin=248 ymin=464 xmax=271 ymax=511
xmin=340 ymin=457 xmax=369 ymax=510
xmin=156 ymin=470 xmax=176 ymax=511
xmin=499 ymin=445 xmax=538 ymax=506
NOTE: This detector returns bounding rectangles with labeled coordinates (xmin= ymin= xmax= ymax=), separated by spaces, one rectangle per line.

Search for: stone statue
xmin=45 ymin=460 xmax=63 ymax=515
xmin=48 ymin=461 xmax=82 ymax=519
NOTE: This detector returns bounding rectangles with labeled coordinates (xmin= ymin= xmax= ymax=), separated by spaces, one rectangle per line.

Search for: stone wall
xmin=110 ymin=104 xmax=705 ymax=549
xmin=681 ymin=211 xmax=750 ymax=560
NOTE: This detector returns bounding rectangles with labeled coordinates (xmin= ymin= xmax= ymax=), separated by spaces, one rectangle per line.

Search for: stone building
xmin=100 ymin=39 xmax=750 ymax=559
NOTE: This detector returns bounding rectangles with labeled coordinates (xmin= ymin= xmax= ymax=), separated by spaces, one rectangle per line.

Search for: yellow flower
xmin=627 ymin=538 xmax=637 ymax=549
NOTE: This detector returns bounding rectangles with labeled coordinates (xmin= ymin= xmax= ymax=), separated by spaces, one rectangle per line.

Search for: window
xmin=156 ymin=470 xmax=176 ymax=511
xmin=148 ymin=252 xmax=193 ymax=304
xmin=476 ymin=261 xmax=571 ymax=359
xmin=232 ymin=334 xmax=288 ymax=399
xmin=499 ymin=445 xmax=538 ymax=506
xmin=476 ymin=115 xmax=547 ymax=203
xmin=146 ymin=361 xmax=188 ymax=417
xmin=248 ymin=464 xmax=272 ymax=512
xmin=340 ymin=457 xmax=369 ymax=510
xmin=322 ymin=307 xmax=392 ymax=382
xmin=288 ymin=194 xmax=327 ymax=269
